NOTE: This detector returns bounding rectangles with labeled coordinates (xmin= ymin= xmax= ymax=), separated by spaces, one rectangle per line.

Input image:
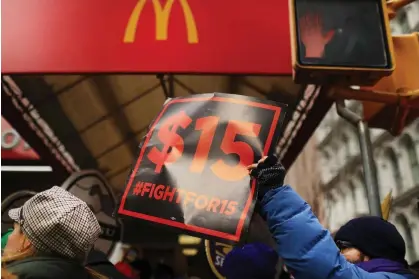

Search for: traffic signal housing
xmin=328 ymin=33 xmax=419 ymax=136
xmin=362 ymin=33 xmax=419 ymax=135
xmin=289 ymin=0 xmax=395 ymax=86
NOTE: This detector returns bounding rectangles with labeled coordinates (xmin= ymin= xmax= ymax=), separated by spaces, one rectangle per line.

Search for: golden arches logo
xmin=124 ymin=0 xmax=199 ymax=44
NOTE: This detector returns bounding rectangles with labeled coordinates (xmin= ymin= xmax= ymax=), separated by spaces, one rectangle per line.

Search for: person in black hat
xmin=334 ymin=216 xmax=409 ymax=269
xmin=247 ymin=156 xmax=415 ymax=279
xmin=222 ymin=242 xmax=279 ymax=279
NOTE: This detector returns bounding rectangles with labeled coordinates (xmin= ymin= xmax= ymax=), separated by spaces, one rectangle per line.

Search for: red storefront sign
xmin=1 ymin=117 xmax=40 ymax=160
xmin=2 ymin=0 xmax=292 ymax=74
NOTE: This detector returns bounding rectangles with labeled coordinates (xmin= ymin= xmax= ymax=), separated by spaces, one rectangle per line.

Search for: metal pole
xmin=336 ymin=100 xmax=382 ymax=217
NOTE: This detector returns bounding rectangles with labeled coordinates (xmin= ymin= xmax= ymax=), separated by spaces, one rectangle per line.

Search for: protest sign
xmin=118 ymin=93 xmax=285 ymax=242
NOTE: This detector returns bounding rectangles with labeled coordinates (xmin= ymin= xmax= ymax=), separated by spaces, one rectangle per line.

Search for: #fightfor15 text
xmin=132 ymin=181 xmax=238 ymax=216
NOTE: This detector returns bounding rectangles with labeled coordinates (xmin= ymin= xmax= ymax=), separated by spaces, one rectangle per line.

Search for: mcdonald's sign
xmin=2 ymin=0 xmax=292 ymax=74
xmin=124 ymin=0 xmax=198 ymax=44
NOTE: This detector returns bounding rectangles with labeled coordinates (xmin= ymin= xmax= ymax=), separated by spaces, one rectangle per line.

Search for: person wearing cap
xmin=246 ymin=156 xmax=415 ymax=279
xmin=1 ymin=186 xmax=105 ymax=279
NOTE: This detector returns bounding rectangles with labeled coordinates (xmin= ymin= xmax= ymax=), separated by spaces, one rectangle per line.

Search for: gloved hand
xmin=248 ymin=155 xmax=286 ymax=201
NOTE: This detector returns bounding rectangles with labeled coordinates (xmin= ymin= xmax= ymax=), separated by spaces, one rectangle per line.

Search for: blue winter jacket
xmin=260 ymin=186 xmax=415 ymax=279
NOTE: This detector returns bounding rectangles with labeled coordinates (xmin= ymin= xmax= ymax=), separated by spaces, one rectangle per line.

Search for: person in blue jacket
xmin=245 ymin=156 xmax=415 ymax=279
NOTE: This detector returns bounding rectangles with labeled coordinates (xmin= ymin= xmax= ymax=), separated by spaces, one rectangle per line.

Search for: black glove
xmin=249 ymin=155 xmax=286 ymax=201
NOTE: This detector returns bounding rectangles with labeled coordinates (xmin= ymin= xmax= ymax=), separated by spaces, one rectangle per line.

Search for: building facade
xmin=317 ymin=102 xmax=419 ymax=263
xmin=316 ymin=101 xmax=419 ymax=264
xmin=391 ymin=1 xmax=419 ymax=35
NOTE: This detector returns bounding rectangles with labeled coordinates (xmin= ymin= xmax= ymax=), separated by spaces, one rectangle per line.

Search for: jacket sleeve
xmin=260 ymin=185 xmax=394 ymax=279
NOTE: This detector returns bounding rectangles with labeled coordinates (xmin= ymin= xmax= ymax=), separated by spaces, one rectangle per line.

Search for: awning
xmin=3 ymin=75 xmax=332 ymax=193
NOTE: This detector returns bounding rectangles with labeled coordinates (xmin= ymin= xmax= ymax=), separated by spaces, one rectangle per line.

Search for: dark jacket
xmin=87 ymin=249 xmax=129 ymax=279
xmin=260 ymin=185 xmax=415 ymax=279
xmin=6 ymin=255 xmax=92 ymax=279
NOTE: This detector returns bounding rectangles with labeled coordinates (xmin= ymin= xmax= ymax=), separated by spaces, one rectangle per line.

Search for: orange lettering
xmin=194 ymin=195 xmax=208 ymax=210
xmin=224 ymin=201 xmax=238 ymax=216
xmin=219 ymin=199 xmax=228 ymax=214
xmin=184 ymin=192 xmax=196 ymax=206
xmin=135 ymin=181 xmax=238 ymax=217
xmin=149 ymin=183 xmax=156 ymax=198
xmin=163 ymin=186 xmax=176 ymax=202
xmin=141 ymin=182 xmax=152 ymax=196
xmin=154 ymin=185 xmax=166 ymax=200
xmin=207 ymin=198 xmax=221 ymax=213
xmin=132 ymin=181 xmax=144 ymax=195
xmin=211 ymin=121 xmax=261 ymax=182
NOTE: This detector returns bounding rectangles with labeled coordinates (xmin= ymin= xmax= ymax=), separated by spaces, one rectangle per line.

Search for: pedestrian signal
xmin=289 ymin=0 xmax=395 ymax=86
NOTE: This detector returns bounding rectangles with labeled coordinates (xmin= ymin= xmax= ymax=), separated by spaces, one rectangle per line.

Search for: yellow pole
xmin=381 ymin=190 xmax=393 ymax=221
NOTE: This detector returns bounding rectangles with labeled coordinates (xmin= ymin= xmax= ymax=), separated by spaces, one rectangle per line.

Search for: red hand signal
xmin=299 ymin=13 xmax=335 ymax=58
xmin=147 ymin=111 xmax=193 ymax=173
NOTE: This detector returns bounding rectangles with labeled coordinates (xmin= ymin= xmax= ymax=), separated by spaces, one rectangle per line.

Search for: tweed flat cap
xmin=8 ymin=186 xmax=101 ymax=261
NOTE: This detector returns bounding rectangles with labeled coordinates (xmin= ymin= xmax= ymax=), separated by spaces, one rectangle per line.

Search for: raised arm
xmin=261 ymin=185 xmax=352 ymax=279
xmin=249 ymin=157 xmax=392 ymax=279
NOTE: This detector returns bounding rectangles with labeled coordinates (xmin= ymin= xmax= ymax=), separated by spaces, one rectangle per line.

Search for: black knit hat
xmin=335 ymin=216 xmax=407 ymax=264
